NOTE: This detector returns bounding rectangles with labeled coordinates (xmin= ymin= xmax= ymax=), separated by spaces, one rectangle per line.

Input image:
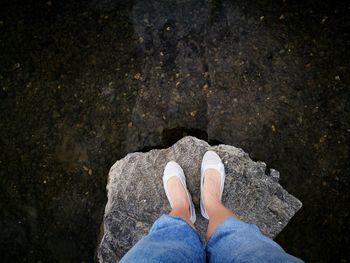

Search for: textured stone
xmin=97 ymin=136 xmax=302 ymax=262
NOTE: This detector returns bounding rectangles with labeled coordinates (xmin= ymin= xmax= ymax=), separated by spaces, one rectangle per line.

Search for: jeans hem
xmin=206 ymin=216 xmax=249 ymax=246
xmin=163 ymin=214 xmax=203 ymax=241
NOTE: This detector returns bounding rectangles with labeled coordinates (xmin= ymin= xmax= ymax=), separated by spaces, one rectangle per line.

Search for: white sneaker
xmin=200 ymin=151 xmax=226 ymax=219
xmin=163 ymin=161 xmax=196 ymax=223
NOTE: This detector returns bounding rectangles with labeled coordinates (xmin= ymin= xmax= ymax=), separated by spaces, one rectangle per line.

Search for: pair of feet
xmin=163 ymin=151 xmax=225 ymax=225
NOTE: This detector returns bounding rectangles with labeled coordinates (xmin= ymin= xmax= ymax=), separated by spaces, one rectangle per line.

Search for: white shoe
xmin=163 ymin=161 xmax=196 ymax=223
xmin=200 ymin=151 xmax=226 ymax=219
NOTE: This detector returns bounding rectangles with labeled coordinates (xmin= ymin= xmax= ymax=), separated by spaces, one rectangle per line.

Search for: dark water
xmin=0 ymin=0 xmax=349 ymax=262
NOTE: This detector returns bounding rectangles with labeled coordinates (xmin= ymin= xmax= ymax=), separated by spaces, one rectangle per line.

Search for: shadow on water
xmin=138 ymin=126 xmax=226 ymax=152
xmin=138 ymin=128 xmax=211 ymax=152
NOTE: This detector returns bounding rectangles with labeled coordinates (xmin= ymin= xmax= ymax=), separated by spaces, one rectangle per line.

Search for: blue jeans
xmin=120 ymin=215 xmax=303 ymax=263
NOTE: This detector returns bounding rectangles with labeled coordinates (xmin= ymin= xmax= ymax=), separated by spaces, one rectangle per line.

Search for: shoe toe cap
xmin=203 ymin=151 xmax=221 ymax=164
xmin=164 ymin=161 xmax=183 ymax=176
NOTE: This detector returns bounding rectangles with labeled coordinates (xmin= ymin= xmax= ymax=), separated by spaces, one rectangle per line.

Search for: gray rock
xmin=97 ymin=136 xmax=302 ymax=262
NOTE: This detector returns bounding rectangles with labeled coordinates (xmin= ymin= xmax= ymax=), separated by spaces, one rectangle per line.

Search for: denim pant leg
xmin=206 ymin=217 xmax=304 ymax=263
xmin=120 ymin=215 xmax=205 ymax=263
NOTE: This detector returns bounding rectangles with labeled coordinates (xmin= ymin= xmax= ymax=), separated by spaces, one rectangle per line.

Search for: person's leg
xmin=203 ymin=168 xmax=303 ymax=263
xmin=120 ymin=168 xmax=204 ymax=263
xmin=168 ymin=176 xmax=195 ymax=228
xmin=203 ymin=168 xmax=239 ymax=239
xmin=120 ymin=215 xmax=204 ymax=263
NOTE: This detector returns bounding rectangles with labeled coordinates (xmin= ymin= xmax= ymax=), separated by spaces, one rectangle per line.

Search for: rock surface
xmin=97 ymin=136 xmax=302 ymax=262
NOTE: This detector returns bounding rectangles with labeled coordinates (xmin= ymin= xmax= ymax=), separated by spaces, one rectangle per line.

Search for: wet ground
xmin=0 ymin=0 xmax=349 ymax=262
